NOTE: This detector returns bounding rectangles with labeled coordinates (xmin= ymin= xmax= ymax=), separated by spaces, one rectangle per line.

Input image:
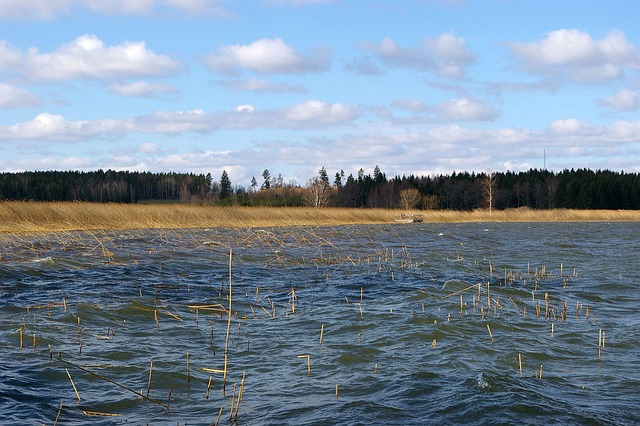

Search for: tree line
xmin=1 ymin=167 xmax=639 ymax=210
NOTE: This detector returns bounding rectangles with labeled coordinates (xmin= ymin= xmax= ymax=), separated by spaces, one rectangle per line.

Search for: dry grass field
xmin=1 ymin=201 xmax=639 ymax=233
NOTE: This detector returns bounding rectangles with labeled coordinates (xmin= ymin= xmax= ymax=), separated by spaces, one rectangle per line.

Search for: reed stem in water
xmin=146 ymin=360 xmax=153 ymax=397
xmin=518 ymin=353 xmax=523 ymax=378
xmin=66 ymin=368 xmax=81 ymax=402
xmin=223 ymin=249 xmax=233 ymax=395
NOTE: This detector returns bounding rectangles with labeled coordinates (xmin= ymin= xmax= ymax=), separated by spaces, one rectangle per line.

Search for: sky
xmin=1 ymin=0 xmax=639 ymax=188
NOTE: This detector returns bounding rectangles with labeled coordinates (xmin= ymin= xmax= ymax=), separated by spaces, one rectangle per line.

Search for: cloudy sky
xmin=1 ymin=0 xmax=639 ymax=187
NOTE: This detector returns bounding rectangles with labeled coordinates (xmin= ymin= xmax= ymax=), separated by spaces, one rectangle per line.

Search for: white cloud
xmin=281 ymin=100 xmax=358 ymax=125
xmin=0 ymin=0 xmax=229 ymax=19
xmin=508 ymin=29 xmax=640 ymax=84
xmin=203 ymin=38 xmax=330 ymax=75
xmin=218 ymin=77 xmax=307 ymax=93
xmin=548 ymin=118 xmax=592 ymax=135
xmin=599 ymin=89 xmax=640 ymax=111
xmin=2 ymin=112 xmax=126 ymax=141
xmin=0 ymin=83 xmax=41 ymax=108
xmin=434 ymin=97 xmax=500 ymax=121
xmin=234 ymin=104 xmax=255 ymax=113
xmin=365 ymin=33 xmax=474 ymax=78
xmin=0 ymin=0 xmax=71 ymax=20
xmin=133 ymin=109 xmax=213 ymax=134
xmin=135 ymin=142 xmax=162 ymax=154
xmin=109 ymin=81 xmax=177 ymax=97
xmin=0 ymin=40 xmax=23 ymax=71
xmin=0 ymin=100 xmax=361 ymax=141
xmin=80 ymin=0 xmax=156 ymax=15
xmin=21 ymin=34 xmax=182 ymax=81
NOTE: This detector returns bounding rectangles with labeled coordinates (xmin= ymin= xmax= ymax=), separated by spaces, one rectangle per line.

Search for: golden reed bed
xmin=0 ymin=201 xmax=639 ymax=233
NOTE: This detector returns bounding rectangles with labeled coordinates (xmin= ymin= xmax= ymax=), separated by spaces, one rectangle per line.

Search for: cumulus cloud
xmin=281 ymin=100 xmax=358 ymax=126
xmin=109 ymin=81 xmax=177 ymax=97
xmin=0 ymin=40 xmax=23 ymax=71
xmin=434 ymin=97 xmax=500 ymax=121
xmin=218 ymin=77 xmax=307 ymax=93
xmin=0 ymin=100 xmax=360 ymax=141
xmin=135 ymin=142 xmax=163 ymax=154
xmin=203 ymin=38 xmax=330 ymax=75
xmin=599 ymin=89 xmax=640 ymax=111
xmin=17 ymin=34 xmax=182 ymax=81
xmin=507 ymin=29 xmax=640 ymax=84
xmin=0 ymin=83 xmax=41 ymax=108
xmin=365 ymin=33 xmax=474 ymax=78
xmin=0 ymin=0 xmax=229 ymax=20
xmin=548 ymin=118 xmax=592 ymax=136
xmin=343 ymin=56 xmax=384 ymax=76
xmin=390 ymin=97 xmax=499 ymax=122
xmin=1 ymin=112 xmax=125 ymax=141
xmin=234 ymin=104 xmax=255 ymax=113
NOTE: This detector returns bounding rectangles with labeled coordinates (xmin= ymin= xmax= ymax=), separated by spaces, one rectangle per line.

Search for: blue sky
xmin=1 ymin=0 xmax=639 ymax=188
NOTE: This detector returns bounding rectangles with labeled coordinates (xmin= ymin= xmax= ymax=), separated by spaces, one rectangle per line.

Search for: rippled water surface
xmin=1 ymin=223 xmax=639 ymax=425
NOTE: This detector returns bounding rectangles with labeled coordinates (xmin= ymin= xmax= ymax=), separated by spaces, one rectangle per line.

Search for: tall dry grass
xmin=0 ymin=201 xmax=639 ymax=233
xmin=0 ymin=201 xmax=392 ymax=233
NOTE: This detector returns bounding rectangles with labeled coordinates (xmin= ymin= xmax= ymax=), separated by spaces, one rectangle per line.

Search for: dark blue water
xmin=1 ymin=223 xmax=639 ymax=425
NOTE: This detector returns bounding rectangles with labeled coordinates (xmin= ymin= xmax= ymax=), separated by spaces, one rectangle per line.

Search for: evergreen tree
xmin=261 ymin=169 xmax=271 ymax=189
xmin=220 ymin=170 xmax=232 ymax=200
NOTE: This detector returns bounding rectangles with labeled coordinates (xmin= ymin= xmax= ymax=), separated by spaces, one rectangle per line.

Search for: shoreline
xmin=1 ymin=201 xmax=639 ymax=234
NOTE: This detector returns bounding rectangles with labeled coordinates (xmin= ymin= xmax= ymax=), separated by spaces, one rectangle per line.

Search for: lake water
xmin=1 ymin=223 xmax=639 ymax=425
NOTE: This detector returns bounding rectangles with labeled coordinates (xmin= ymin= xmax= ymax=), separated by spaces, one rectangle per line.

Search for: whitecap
xmin=30 ymin=256 xmax=55 ymax=264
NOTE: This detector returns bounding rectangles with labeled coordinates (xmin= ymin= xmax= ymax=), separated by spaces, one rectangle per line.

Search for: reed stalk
xmin=213 ymin=406 xmax=224 ymax=426
xmin=518 ymin=353 xmax=523 ymax=378
xmin=53 ymin=399 xmax=63 ymax=426
xmin=223 ymin=248 xmax=233 ymax=395
xmin=229 ymin=383 xmax=237 ymax=421
xmin=319 ymin=323 xmax=324 ymax=345
xmin=187 ymin=352 xmax=191 ymax=384
xmin=298 ymin=355 xmax=311 ymax=374
xmin=486 ymin=324 xmax=493 ymax=341
xmin=65 ymin=368 xmax=81 ymax=402
xmin=335 ymin=383 xmax=339 ymax=400
xmin=440 ymin=283 xmax=481 ymax=300
xmin=206 ymin=376 xmax=212 ymax=399
xmin=82 ymin=411 xmax=123 ymax=417
xmin=233 ymin=371 xmax=246 ymax=421
xmin=146 ymin=360 xmax=153 ymax=397
xmin=57 ymin=357 xmax=170 ymax=409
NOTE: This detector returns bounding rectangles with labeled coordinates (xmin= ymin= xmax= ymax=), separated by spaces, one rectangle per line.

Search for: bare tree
xmin=398 ymin=188 xmax=422 ymax=210
xmin=422 ymin=194 xmax=439 ymax=210
xmin=304 ymin=176 xmax=332 ymax=207
xmin=483 ymin=171 xmax=496 ymax=214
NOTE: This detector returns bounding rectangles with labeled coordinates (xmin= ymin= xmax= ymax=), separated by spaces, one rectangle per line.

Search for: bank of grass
xmin=0 ymin=201 xmax=639 ymax=233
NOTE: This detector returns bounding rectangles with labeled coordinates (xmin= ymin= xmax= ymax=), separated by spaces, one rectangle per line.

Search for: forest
xmin=1 ymin=167 xmax=639 ymax=211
